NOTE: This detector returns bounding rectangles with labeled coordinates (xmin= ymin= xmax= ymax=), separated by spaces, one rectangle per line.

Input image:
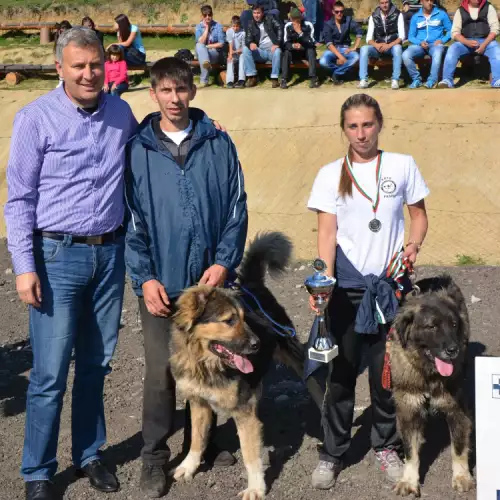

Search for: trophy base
xmin=308 ymin=345 xmax=339 ymax=363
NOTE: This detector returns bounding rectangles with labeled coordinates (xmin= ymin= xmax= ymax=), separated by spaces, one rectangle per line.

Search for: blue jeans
xmin=107 ymin=82 xmax=129 ymax=97
xmin=303 ymin=0 xmax=324 ymax=41
xmin=442 ymin=39 xmax=500 ymax=84
xmin=21 ymin=235 xmax=125 ymax=481
xmin=243 ymin=46 xmax=282 ymax=79
xmin=120 ymin=46 xmax=146 ymax=66
xmin=226 ymin=55 xmax=246 ymax=83
xmin=403 ymin=44 xmax=445 ymax=83
xmin=359 ymin=44 xmax=403 ymax=81
xmin=195 ymin=42 xmax=222 ymax=84
xmin=319 ymin=46 xmax=360 ymax=77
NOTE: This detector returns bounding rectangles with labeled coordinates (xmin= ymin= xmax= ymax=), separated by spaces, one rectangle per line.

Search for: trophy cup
xmin=304 ymin=258 xmax=339 ymax=363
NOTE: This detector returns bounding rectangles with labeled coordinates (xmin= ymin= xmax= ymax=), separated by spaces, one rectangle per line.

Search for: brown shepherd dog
xmin=169 ymin=232 xmax=307 ymax=500
xmin=390 ymin=275 xmax=474 ymax=497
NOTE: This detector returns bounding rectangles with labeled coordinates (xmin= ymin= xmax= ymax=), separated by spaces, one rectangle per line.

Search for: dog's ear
xmin=175 ymin=286 xmax=214 ymax=333
xmin=392 ymin=308 xmax=415 ymax=348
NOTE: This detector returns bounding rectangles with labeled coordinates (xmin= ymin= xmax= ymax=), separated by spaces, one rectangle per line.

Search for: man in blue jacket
xmin=319 ymin=1 xmax=363 ymax=84
xmin=125 ymin=57 xmax=248 ymax=498
xmin=402 ymin=0 xmax=451 ymax=88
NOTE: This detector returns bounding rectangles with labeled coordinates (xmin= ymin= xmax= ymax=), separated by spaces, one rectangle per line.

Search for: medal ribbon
xmin=344 ymin=151 xmax=383 ymax=217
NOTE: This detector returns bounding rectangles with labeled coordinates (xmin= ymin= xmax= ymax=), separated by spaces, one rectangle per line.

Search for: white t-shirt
xmin=307 ymin=152 xmax=429 ymax=276
xmin=258 ymin=22 xmax=273 ymax=50
xmin=161 ymin=120 xmax=193 ymax=146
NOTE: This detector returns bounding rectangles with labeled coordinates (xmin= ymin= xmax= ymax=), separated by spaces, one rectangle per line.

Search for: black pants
xmin=281 ymin=47 xmax=317 ymax=81
xmin=319 ymin=288 xmax=401 ymax=463
xmin=140 ymin=298 xmax=217 ymax=465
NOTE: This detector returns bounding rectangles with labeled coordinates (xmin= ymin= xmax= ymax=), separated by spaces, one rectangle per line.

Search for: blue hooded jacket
xmin=408 ymin=6 xmax=452 ymax=45
xmin=124 ymin=108 xmax=248 ymax=298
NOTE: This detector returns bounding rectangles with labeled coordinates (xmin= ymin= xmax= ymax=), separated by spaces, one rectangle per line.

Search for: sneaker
xmin=202 ymin=60 xmax=212 ymax=70
xmin=491 ymin=79 xmax=500 ymax=88
xmin=374 ymin=449 xmax=404 ymax=483
xmin=358 ymin=79 xmax=369 ymax=89
xmin=310 ymin=77 xmax=320 ymax=88
xmin=424 ymin=79 xmax=437 ymax=89
xmin=140 ymin=464 xmax=167 ymax=498
xmin=235 ymin=80 xmax=246 ymax=89
xmin=391 ymin=79 xmax=400 ymax=90
xmin=199 ymin=82 xmax=210 ymax=88
xmin=271 ymin=79 xmax=280 ymax=88
xmin=311 ymin=459 xmax=342 ymax=490
xmin=226 ymin=82 xmax=234 ymax=89
xmin=438 ymin=79 xmax=454 ymax=89
xmin=246 ymin=76 xmax=258 ymax=88
xmin=280 ymin=79 xmax=288 ymax=89
xmin=408 ymin=79 xmax=422 ymax=89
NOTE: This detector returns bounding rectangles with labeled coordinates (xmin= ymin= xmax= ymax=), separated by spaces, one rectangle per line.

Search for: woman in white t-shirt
xmin=112 ymin=14 xmax=147 ymax=66
xmin=307 ymin=93 xmax=429 ymax=490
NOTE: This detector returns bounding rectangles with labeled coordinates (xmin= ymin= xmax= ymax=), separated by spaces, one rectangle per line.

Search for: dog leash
xmin=382 ymin=252 xmax=417 ymax=390
xmin=225 ymin=281 xmax=297 ymax=338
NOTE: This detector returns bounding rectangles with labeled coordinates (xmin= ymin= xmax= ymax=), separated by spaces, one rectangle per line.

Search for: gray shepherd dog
xmin=390 ymin=275 xmax=474 ymax=497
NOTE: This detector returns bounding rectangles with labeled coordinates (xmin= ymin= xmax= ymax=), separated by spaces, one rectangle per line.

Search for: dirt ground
xmin=0 ymin=234 xmax=498 ymax=500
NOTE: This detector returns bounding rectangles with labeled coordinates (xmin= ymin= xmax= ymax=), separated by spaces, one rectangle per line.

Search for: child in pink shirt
xmin=103 ymin=45 xmax=129 ymax=97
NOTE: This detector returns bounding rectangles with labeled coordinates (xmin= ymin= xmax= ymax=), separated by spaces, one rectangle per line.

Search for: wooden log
xmin=40 ymin=26 xmax=51 ymax=45
xmin=5 ymin=72 xmax=25 ymax=85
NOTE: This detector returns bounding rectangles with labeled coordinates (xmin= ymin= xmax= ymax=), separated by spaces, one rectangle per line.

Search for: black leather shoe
xmin=25 ymin=481 xmax=54 ymax=500
xmin=76 ymin=460 xmax=119 ymax=493
xmin=140 ymin=464 xmax=167 ymax=498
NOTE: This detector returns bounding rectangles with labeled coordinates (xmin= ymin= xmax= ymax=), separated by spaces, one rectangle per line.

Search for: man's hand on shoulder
xmin=198 ymin=264 xmax=228 ymax=287
xmin=16 ymin=272 xmax=42 ymax=308
xmin=142 ymin=279 xmax=171 ymax=317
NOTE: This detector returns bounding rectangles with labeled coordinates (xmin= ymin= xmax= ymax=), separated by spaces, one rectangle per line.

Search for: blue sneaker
xmin=491 ymin=79 xmax=500 ymax=88
xmin=408 ymin=79 xmax=422 ymax=89
xmin=424 ymin=79 xmax=437 ymax=89
xmin=438 ymin=79 xmax=454 ymax=89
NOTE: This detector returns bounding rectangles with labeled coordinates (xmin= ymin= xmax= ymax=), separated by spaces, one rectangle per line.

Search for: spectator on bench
xmin=320 ymin=1 xmax=363 ymax=85
xmin=281 ymin=8 xmax=319 ymax=89
xmin=241 ymin=0 xmax=281 ymax=31
xmin=243 ymin=4 xmax=283 ymax=88
xmin=54 ymin=20 xmax=72 ymax=89
xmin=226 ymin=15 xmax=246 ymax=88
xmin=103 ymin=45 xmax=129 ymax=97
xmin=81 ymin=16 xmax=104 ymax=47
xmin=439 ymin=0 xmax=500 ymax=88
xmin=195 ymin=4 xmax=226 ymax=88
xmin=359 ymin=0 xmax=405 ymax=89
xmin=113 ymin=14 xmax=146 ymax=66
xmin=403 ymin=0 xmax=451 ymax=88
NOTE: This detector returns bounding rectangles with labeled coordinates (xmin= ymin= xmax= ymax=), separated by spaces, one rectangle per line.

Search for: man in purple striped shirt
xmin=4 ymin=27 xmax=137 ymax=500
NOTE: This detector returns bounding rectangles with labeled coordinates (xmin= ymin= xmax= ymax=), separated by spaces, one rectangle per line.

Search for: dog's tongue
xmin=435 ymin=357 xmax=454 ymax=376
xmin=233 ymin=354 xmax=254 ymax=374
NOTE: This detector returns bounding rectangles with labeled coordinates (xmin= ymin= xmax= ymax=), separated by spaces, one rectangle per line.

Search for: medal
xmin=344 ymin=151 xmax=383 ymax=233
xmin=368 ymin=218 xmax=382 ymax=232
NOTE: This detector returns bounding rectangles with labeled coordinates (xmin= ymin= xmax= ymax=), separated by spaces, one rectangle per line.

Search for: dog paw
xmin=452 ymin=472 xmax=474 ymax=493
xmin=394 ymin=479 xmax=421 ymax=497
xmin=238 ymin=487 xmax=265 ymax=500
xmin=173 ymin=466 xmax=194 ymax=482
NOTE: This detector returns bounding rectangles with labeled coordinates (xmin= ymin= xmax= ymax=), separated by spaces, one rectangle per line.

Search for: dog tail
xmin=238 ymin=231 xmax=293 ymax=287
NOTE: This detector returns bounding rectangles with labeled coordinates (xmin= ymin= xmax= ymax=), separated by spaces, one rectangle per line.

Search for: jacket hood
xmin=461 ymin=0 xmax=487 ymax=12
xmin=131 ymin=107 xmax=217 ymax=150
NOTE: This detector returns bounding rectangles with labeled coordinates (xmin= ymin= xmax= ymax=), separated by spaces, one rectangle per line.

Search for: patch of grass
xmin=0 ymin=31 xmax=40 ymax=47
xmin=455 ymin=254 xmax=486 ymax=266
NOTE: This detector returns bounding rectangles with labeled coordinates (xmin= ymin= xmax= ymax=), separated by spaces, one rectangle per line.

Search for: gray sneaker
xmin=374 ymin=449 xmax=404 ymax=483
xmin=311 ymin=460 xmax=341 ymax=489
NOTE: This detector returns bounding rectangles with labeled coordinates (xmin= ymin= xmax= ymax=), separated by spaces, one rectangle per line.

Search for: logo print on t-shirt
xmin=381 ymin=180 xmax=396 ymax=194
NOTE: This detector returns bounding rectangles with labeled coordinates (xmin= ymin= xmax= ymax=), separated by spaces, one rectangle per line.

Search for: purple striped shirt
xmin=4 ymin=85 xmax=138 ymax=275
